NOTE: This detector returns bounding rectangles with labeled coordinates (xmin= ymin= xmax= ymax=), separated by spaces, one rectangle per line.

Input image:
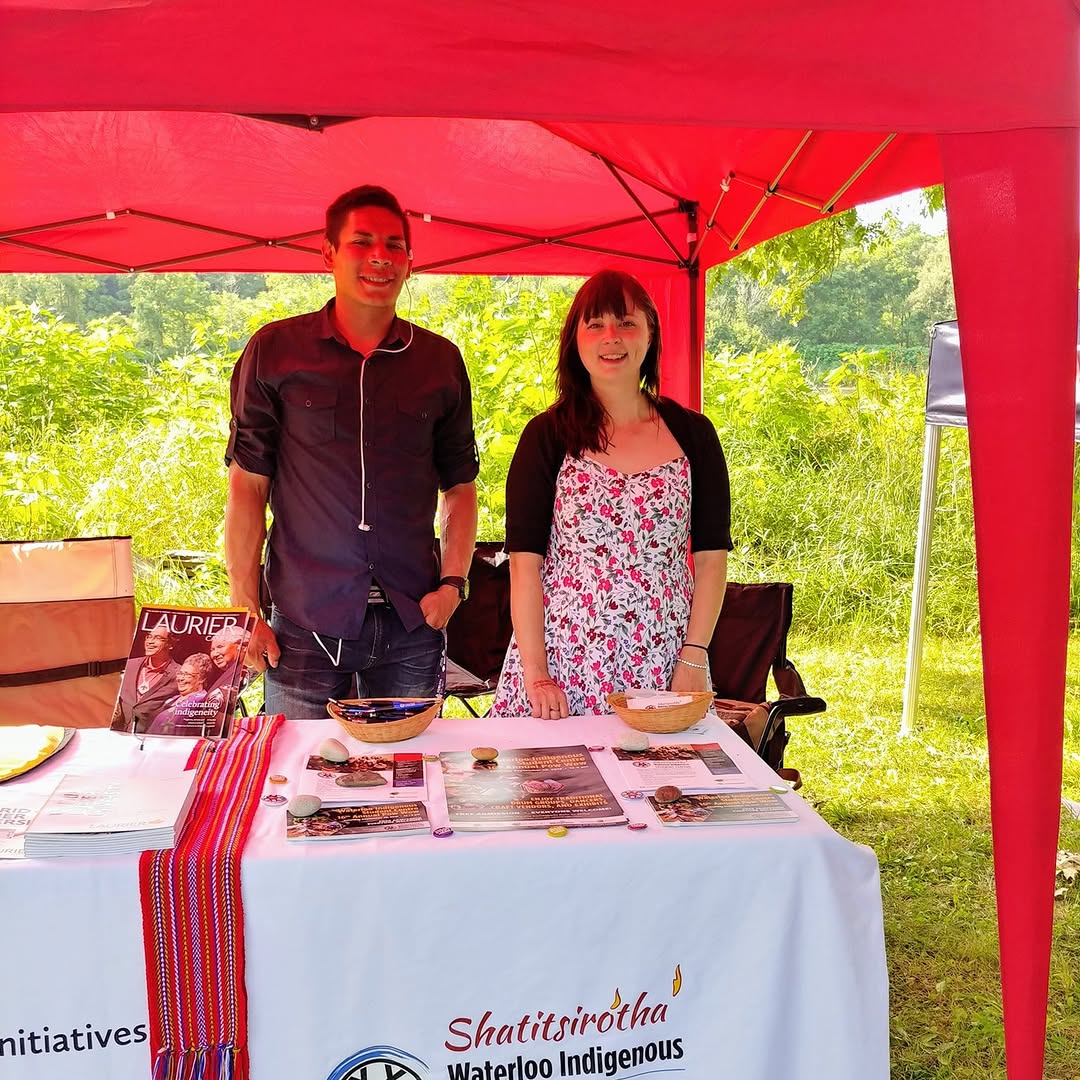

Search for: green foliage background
xmin=0 ymin=259 xmax=984 ymax=639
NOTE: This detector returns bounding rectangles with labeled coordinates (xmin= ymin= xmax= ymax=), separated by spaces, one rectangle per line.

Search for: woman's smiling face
xmin=575 ymin=296 xmax=652 ymax=388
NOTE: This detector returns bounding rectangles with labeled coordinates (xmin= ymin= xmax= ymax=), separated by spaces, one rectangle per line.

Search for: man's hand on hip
xmin=419 ymin=585 xmax=461 ymax=630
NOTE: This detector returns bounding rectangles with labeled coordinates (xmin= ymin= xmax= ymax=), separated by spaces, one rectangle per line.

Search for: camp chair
xmin=0 ymin=537 xmax=136 ymax=728
xmin=707 ymin=581 xmax=825 ymax=778
xmin=444 ymin=542 xmax=513 ymax=716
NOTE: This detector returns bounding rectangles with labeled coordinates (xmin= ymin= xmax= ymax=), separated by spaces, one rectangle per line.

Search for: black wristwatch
xmin=439 ymin=576 xmax=469 ymax=601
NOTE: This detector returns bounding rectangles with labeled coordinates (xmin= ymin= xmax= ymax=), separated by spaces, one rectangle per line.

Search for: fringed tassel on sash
xmin=140 ymin=715 xmax=284 ymax=1080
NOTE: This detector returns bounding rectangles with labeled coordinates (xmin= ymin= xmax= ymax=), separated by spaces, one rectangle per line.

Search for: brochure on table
xmin=648 ymin=790 xmax=799 ymax=826
xmin=296 ymin=751 xmax=427 ymax=806
xmin=0 ymin=782 xmax=57 ymax=859
xmin=440 ymin=744 xmax=627 ymax=831
xmin=612 ymin=741 xmax=752 ymax=792
xmin=286 ymin=801 xmax=430 ymax=840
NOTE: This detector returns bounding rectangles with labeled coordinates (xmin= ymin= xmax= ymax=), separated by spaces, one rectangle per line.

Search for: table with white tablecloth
xmin=0 ymin=713 xmax=889 ymax=1080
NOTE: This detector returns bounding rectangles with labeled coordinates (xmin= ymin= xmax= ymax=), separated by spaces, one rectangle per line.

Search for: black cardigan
xmin=505 ymin=397 xmax=733 ymax=556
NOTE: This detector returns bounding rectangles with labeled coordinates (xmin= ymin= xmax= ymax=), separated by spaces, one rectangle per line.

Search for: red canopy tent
xmin=1 ymin=3 xmax=1077 ymax=1076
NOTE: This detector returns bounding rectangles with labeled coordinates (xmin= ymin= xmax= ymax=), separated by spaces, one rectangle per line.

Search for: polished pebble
xmin=318 ymin=737 xmax=350 ymax=763
xmin=261 ymin=793 xmax=287 ymax=806
xmin=432 ymin=826 xmax=454 ymax=838
xmin=768 ymin=784 xmax=790 ymax=794
xmin=627 ymin=822 xmax=649 ymax=831
xmin=587 ymin=745 xmax=605 ymax=752
xmin=621 ymin=790 xmax=645 ymax=800
xmin=267 ymin=774 xmax=288 ymax=785
xmin=615 ymin=731 xmax=650 ymax=753
xmin=547 ymin=826 xmax=568 ymax=838
xmin=287 ymin=794 xmax=322 ymax=817
xmin=470 ymin=746 xmax=499 ymax=762
xmin=655 ymin=785 xmax=683 ymax=804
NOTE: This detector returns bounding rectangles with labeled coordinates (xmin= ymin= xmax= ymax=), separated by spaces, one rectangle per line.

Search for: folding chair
xmin=444 ymin=542 xmax=513 ymax=716
xmin=707 ymin=581 xmax=825 ymax=777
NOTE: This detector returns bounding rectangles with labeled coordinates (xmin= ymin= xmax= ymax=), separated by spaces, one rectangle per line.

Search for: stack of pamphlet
xmin=440 ymin=744 xmax=627 ymax=831
xmin=612 ymin=742 xmax=753 ymax=794
xmin=22 ymin=772 xmax=197 ymax=857
xmin=110 ymin=604 xmax=253 ymax=740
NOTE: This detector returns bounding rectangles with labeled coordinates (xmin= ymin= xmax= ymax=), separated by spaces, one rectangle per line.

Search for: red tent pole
xmin=648 ymin=268 xmax=705 ymax=409
xmin=940 ymin=126 xmax=1079 ymax=1080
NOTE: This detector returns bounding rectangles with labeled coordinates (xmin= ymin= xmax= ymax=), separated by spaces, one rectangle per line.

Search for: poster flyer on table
xmin=440 ymin=744 xmax=627 ymax=831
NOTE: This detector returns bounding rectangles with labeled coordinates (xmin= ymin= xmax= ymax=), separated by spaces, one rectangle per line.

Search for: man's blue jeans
xmin=264 ymin=604 xmax=444 ymax=720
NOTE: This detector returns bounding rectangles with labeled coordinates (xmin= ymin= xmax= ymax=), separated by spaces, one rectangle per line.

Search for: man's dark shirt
xmin=226 ymin=301 xmax=479 ymax=638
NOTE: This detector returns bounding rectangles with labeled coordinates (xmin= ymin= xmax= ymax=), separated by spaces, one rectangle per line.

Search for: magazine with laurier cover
xmin=440 ymin=744 xmax=627 ymax=831
xmin=612 ymin=742 xmax=751 ymax=793
xmin=286 ymin=801 xmax=430 ymax=840
xmin=647 ymin=790 xmax=799 ymax=826
xmin=297 ymin=751 xmax=427 ymax=807
xmin=110 ymin=605 xmax=253 ymax=740
xmin=22 ymin=771 xmax=198 ymax=856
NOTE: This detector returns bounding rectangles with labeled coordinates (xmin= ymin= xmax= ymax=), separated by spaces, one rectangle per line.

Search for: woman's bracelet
xmin=681 ymin=642 xmax=709 ymax=652
xmin=676 ymin=657 xmax=708 ymax=671
xmin=530 ymin=678 xmax=560 ymax=689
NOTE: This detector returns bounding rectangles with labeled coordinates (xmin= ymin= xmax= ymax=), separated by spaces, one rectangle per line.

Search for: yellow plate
xmin=0 ymin=725 xmax=74 ymax=783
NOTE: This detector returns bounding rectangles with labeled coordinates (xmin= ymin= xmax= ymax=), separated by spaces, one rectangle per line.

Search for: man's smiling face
xmin=323 ymin=205 xmax=411 ymax=312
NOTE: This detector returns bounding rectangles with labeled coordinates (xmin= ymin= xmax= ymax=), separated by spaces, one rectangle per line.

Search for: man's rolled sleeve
xmin=225 ymin=333 xmax=279 ymax=478
xmin=433 ymin=353 xmax=480 ymax=491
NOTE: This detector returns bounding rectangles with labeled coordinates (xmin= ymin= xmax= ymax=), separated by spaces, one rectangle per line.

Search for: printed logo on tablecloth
xmin=330 ymin=967 xmax=687 ymax=1080
xmin=327 ymin=1044 xmax=427 ymax=1080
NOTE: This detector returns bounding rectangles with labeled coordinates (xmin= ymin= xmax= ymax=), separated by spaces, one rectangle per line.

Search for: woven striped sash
xmin=139 ymin=714 xmax=284 ymax=1080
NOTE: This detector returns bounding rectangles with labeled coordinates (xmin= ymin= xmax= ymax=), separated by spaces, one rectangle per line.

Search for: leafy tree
xmin=129 ymin=273 xmax=215 ymax=360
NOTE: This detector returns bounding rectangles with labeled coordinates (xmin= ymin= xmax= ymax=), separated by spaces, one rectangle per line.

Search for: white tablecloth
xmin=0 ymin=715 xmax=889 ymax=1080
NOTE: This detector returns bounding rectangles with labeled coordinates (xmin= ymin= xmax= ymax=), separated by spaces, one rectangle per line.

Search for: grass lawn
xmin=787 ymin=632 xmax=1080 ymax=1079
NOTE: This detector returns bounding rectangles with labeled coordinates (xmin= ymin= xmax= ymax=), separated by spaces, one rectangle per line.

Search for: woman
xmin=491 ymin=270 xmax=732 ymax=719
xmin=149 ymin=652 xmax=226 ymax=736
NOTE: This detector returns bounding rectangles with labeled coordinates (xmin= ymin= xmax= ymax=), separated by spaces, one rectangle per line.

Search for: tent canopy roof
xmin=1 ymin=0 xmax=1076 ymax=275
xmin=3 ymin=0 xmax=1077 ymax=131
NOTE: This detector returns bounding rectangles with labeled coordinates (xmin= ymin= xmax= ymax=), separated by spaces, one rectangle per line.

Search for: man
xmin=111 ymin=625 xmax=180 ymax=733
xmin=225 ymin=185 xmax=479 ymax=719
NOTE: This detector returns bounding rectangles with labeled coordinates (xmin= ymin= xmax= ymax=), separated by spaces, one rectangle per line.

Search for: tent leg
xmin=941 ymin=126 xmax=1078 ymax=1080
xmin=900 ymin=422 xmax=942 ymax=735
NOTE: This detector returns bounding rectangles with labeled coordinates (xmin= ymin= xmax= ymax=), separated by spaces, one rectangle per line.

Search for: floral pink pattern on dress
xmin=492 ymin=454 xmax=693 ymax=717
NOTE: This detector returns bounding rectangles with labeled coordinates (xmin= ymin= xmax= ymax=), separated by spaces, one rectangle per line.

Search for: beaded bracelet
xmin=676 ymin=657 xmax=708 ymax=671
xmin=681 ymin=643 xmax=709 ymax=652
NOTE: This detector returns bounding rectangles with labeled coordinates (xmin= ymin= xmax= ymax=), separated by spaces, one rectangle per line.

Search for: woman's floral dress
xmin=492 ymin=454 xmax=693 ymax=716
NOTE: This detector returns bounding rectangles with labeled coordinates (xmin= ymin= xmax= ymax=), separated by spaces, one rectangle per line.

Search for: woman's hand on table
xmin=670 ymin=648 xmax=711 ymax=694
xmin=525 ymin=671 xmax=569 ymax=719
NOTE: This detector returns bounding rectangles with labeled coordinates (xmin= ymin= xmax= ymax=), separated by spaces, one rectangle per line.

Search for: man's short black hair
xmin=324 ymin=185 xmax=412 ymax=251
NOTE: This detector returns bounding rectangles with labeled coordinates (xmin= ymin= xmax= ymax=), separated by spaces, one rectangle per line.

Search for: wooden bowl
xmin=606 ymin=692 xmax=715 ymax=734
xmin=326 ymin=698 xmax=442 ymax=744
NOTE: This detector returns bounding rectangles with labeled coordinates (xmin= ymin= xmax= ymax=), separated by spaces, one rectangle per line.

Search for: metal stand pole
xmin=901 ymin=422 xmax=942 ymax=735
